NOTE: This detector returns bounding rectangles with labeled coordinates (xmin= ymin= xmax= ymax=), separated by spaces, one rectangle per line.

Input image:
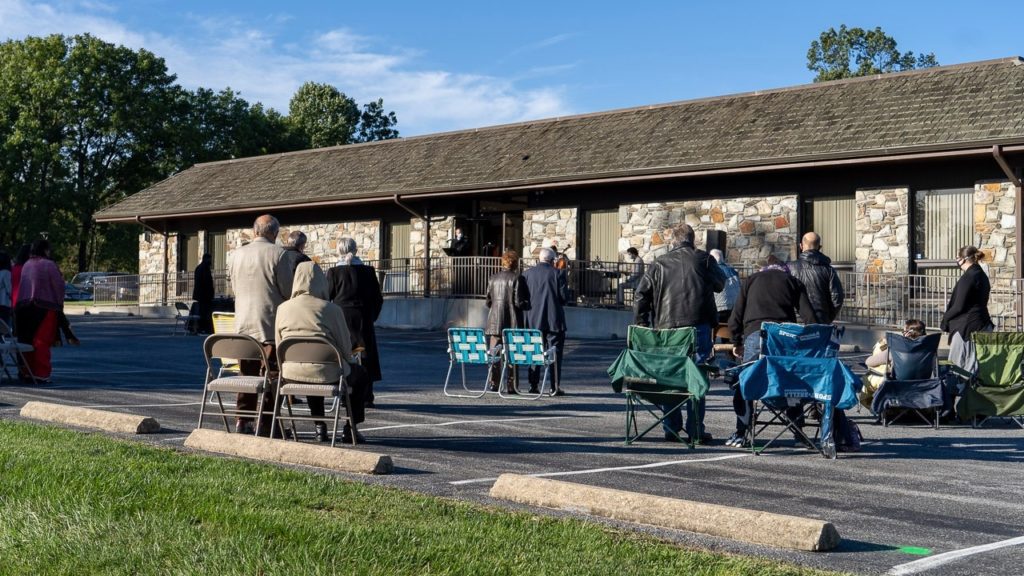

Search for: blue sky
xmin=1 ymin=1 xmax=1021 ymax=135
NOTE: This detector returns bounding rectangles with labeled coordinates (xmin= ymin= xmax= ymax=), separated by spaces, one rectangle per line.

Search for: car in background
xmin=64 ymin=282 xmax=92 ymax=302
xmin=91 ymin=273 xmax=139 ymax=302
xmin=70 ymin=272 xmax=117 ymax=293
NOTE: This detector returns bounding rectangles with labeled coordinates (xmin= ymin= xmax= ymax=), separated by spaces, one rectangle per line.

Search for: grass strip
xmin=0 ymin=421 xmax=843 ymax=575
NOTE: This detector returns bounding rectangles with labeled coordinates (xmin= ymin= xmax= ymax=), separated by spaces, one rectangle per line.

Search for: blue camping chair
xmin=499 ymin=328 xmax=558 ymax=400
xmin=443 ymin=328 xmax=502 ymax=398
xmin=871 ymin=332 xmax=945 ymax=428
xmin=739 ymin=323 xmax=858 ymax=459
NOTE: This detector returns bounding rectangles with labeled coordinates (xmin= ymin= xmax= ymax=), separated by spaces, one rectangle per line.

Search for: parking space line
xmin=361 ymin=415 xmax=578 ymax=432
xmin=78 ymin=402 xmax=202 ymax=409
xmin=888 ymin=535 xmax=1024 ymax=575
xmin=450 ymin=454 xmax=749 ymax=485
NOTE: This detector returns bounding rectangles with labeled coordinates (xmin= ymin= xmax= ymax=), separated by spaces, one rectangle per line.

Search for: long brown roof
xmin=97 ymin=57 xmax=1024 ymax=221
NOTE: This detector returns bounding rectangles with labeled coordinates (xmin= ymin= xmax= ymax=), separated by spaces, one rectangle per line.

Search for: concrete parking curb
xmin=489 ymin=474 xmax=840 ymax=551
xmin=20 ymin=401 xmax=160 ymax=434
xmin=183 ymin=428 xmax=393 ymax=475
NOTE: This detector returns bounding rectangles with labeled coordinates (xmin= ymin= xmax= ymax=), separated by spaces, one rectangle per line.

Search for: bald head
xmin=254 ymin=214 xmax=280 ymax=241
xmin=801 ymin=231 xmax=821 ymax=252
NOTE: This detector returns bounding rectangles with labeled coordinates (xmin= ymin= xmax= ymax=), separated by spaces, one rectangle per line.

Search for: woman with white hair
xmin=327 ymin=236 xmax=384 ymax=407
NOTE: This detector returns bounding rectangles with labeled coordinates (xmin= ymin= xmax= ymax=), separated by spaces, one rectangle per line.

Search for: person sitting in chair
xmin=862 ymin=319 xmax=926 ymax=410
xmin=274 ymin=261 xmax=370 ymax=444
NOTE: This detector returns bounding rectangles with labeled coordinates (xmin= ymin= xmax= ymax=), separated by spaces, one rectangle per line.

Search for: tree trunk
xmin=77 ymin=212 xmax=93 ymax=273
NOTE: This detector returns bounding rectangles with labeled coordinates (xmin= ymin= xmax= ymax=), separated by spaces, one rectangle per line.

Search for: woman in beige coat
xmin=275 ymin=261 xmax=368 ymax=443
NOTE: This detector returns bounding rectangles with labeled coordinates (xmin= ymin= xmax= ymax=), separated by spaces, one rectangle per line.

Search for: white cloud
xmin=0 ymin=1 xmax=574 ymax=135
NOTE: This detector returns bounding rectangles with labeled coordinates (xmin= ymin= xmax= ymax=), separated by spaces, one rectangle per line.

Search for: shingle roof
xmin=97 ymin=57 xmax=1024 ymax=221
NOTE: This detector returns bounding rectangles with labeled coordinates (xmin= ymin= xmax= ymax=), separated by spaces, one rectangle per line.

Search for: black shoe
xmin=551 ymin=388 xmax=565 ymax=396
xmin=341 ymin=424 xmax=366 ymax=445
xmin=793 ymin=434 xmax=816 ymax=450
xmin=528 ymin=386 xmax=539 ymax=394
xmin=314 ymin=423 xmax=329 ymax=443
xmin=488 ymin=383 xmax=499 ymax=392
xmin=664 ymin=432 xmax=685 ymax=443
xmin=688 ymin=432 xmax=713 ymax=445
xmin=505 ymin=387 xmax=519 ymax=395
xmin=364 ymin=399 xmax=376 ymax=409
xmin=234 ymin=421 xmax=255 ymax=435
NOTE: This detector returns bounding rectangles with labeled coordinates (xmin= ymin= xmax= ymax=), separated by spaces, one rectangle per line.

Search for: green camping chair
xmin=607 ymin=325 xmax=710 ymax=447
xmin=956 ymin=332 xmax=1024 ymax=429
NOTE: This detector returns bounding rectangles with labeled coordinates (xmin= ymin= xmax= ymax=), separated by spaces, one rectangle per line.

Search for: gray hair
xmin=287 ymin=230 xmax=307 ymax=250
xmin=539 ymin=247 xmax=556 ymax=263
xmin=253 ymin=214 xmax=280 ymax=240
xmin=337 ymin=236 xmax=358 ymax=263
xmin=670 ymin=224 xmax=695 ymax=248
xmin=709 ymin=248 xmax=725 ymax=263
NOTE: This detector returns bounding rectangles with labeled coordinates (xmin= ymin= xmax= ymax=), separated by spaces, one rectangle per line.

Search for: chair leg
xmin=253 ymin=388 xmax=266 ymax=437
xmin=270 ymin=382 xmax=285 ymax=442
xmin=331 ymin=390 xmax=342 ymax=448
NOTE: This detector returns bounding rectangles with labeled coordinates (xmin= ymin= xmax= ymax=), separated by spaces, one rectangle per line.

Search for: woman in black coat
xmin=940 ymin=245 xmax=993 ymax=374
xmin=484 ymin=250 xmax=530 ymax=392
xmin=328 ymin=237 xmax=384 ymax=407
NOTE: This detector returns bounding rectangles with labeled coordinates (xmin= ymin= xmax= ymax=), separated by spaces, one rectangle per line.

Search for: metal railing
xmin=105 ymin=258 xmax=1022 ymax=331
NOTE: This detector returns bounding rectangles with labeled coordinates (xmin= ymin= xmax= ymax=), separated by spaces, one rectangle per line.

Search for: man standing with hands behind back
xmin=228 ymin=214 xmax=294 ymax=435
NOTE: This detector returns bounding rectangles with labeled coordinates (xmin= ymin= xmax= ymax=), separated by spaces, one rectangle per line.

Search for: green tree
xmin=807 ymin=25 xmax=938 ymax=82
xmin=288 ymin=81 xmax=360 ymax=148
xmin=355 ymin=98 xmax=400 ymax=143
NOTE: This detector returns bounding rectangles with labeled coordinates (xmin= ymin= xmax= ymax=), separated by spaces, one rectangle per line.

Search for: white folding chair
xmin=0 ymin=319 xmax=35 ymax=385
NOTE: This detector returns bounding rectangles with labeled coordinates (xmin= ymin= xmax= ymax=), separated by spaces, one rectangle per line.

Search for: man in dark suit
xmin=522 ymin=247 xmax=570 ymax=395
xmin=192 ymin=253 xmax=215 ymax=334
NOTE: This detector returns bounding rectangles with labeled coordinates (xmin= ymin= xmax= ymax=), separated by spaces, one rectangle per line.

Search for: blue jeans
xmin=732 ymin=331 xmax=761 ymax=434
xmin=662 ymin=323 xmax=712 ymax=438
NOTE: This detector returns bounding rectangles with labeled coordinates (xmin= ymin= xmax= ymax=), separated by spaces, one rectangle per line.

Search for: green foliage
xmin=356 ymin=98 xmax=400 ymax=143
xmin=289 ymin=82 xmax=400 ymax=148
xmin=0 ymin=421 xmax=840 ymax=576
xmin=807 ymin=25 xmax=939 ymax=82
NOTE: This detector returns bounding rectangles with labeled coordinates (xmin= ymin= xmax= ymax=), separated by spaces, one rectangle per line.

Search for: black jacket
xmin=633 ymin=242 xmax=725 ymax=329
xmin=484 ymin=269 xmax=530 ymax=335
xmin=327 ymin=264 xmax=384 ymax=382
xmin=522 ymin=262 xmax=569 ymax=333
xmin=940 ymin=263 xmax=992 ymax=342
xmin=728 ymin=269 xmax=818 ymax=343
xmin=192 ymin=261 xmax=214 ymax=303
xmin=789 ymin=250 xmax=844 ymax=323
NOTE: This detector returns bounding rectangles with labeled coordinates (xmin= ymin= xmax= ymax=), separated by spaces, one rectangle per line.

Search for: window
xmin=179 ymin=233 xmax=200 ymax=272
xmin=208 ymin=231 xmax=226 ymax=271
xmin=809 ymin=197 xmax=856 ymax=263
xmin=586 ymin=210 xmax=619 ymax=262
xmin=914 ymin=188 xmax=973 ymax=261
xmin=388 ymin=222 xmax=411 ymax=260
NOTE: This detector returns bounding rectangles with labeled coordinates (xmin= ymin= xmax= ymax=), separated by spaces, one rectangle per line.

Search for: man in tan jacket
xmin=228 ymin=214 xmax=294 ymax=434
xmin=275 ymin=261 xmax=368 ymax=443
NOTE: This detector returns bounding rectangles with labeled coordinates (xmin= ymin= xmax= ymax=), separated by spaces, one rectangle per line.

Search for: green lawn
xmin=0 ymin=421 xmax=843 ymax=575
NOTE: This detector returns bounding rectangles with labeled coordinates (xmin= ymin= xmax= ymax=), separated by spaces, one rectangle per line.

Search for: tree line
xmin=0 ymin=34 xmax=398 ymax=275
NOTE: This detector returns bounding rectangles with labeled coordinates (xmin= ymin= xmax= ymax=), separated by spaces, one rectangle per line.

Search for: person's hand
xmin=732 ymin=345 xmax=743 ymax=359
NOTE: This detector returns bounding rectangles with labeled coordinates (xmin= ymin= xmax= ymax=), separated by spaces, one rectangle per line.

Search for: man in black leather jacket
xmin=633 ymin=224 xmax=725 ymax=443
xmin=789 ymin=232 xmax=844 ymax=324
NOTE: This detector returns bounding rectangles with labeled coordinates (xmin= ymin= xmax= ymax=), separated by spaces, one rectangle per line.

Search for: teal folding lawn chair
xmin=443 ymin=328 xmax=502 ymax=398
xmin=956 ymin=332 xmax=1024 ymax=429
xmin=607 ymin=325 xmax=710 ymax=447
xmin=498 ymin=328 xmax=558 ymax=400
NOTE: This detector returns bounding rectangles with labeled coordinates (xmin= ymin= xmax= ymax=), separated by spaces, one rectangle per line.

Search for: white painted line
xmin=450 ymin=453 xmax=750 ymax=485
xmin=888 ymin=535 xmax=1024 ymax=575
xmin=78 ymin=402 xmax=202 ymax=409
xmin=361 ymin=415 xmax=577 ymax=432
xmin=50 ymin=369 xmax=200 ymax=375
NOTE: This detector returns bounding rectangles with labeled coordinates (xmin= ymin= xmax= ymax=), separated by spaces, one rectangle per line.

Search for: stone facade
xmin=138 ymin=232 xmax=178 ymax=304
xmin=411 ymin=216 xmax=455 ymax=258
xmin=855 ymin=187 xmax=911 ymax=274
xmin=618 ymin=196 xmax=798 ymax=265
xmin=975 ymin=181 xmax=1017 ymax=279
xmin=226 ymin=220 xmax=381 ymax=266
xmin=523 ymin=208 xmax=578 ymax=259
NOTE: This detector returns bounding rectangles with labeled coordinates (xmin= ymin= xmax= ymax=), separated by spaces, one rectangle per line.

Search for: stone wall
xmin=523 ymin=208 xmax=578 ymax=259
xmin=618 ymin=196 xmax=798 ymax=265
xmin=137 ymin=232 xmax=178 ymax=304
xmin=975 ymin=181 xmax=1017 ymax=279
xmin=855 ymin=187 xmax=910 ymax=274
xmin=411 ymin=216 xmax=454 ymax=258
xmin=225 ymin=220 xmax=381 ymax=266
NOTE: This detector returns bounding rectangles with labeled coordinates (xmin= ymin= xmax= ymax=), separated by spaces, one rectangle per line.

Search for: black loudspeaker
xmin=706 ymin=230 xmax=727 ymax=252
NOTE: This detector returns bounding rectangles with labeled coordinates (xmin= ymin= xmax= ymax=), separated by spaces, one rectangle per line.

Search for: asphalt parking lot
xmin=2 ymin=316 xmax=1022 ymax=576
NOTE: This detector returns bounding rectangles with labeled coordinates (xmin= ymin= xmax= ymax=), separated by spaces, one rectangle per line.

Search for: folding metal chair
xmin=443 ymin=328 xmax=501 ymax=398
xmin=173 ymin=301 xmax=200 ymax=335
xmin=871 ymin=332 xmax=944 ymax=428
xmin=272 ymin=336 xmax=357 ymax=447
xmin=0 ymin=319 xmax=36 ymax=384
xmin=607 ymin=325 xmax=709 ymax=447
xmin=499 ymin=328 xmax=558 ymax=400
xmin=740 ymin=323 xmax=857 ymax=459
xmin=198 ymin=334 xmax=271 ymax=435
xmin=956 ymin=332 xmax=1024 ymax=429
